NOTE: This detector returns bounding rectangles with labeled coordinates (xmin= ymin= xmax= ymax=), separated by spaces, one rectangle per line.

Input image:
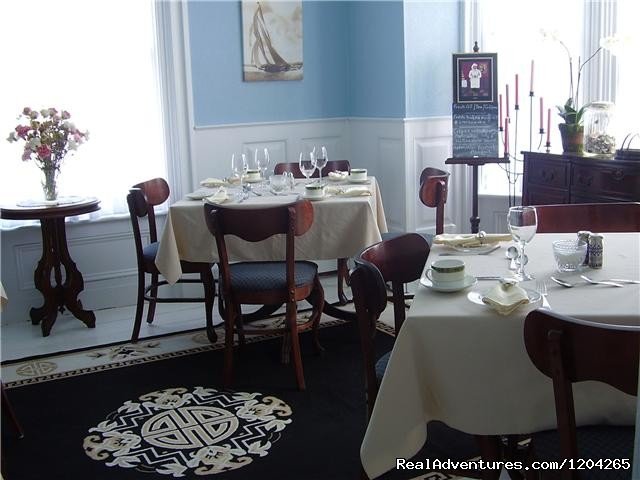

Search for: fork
xmin=536 ymin=279 xmax=551 ymax=309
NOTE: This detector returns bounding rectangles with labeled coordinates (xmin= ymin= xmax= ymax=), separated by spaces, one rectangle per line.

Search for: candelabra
xmin=498 ymin=63 xmax=552 ymax=207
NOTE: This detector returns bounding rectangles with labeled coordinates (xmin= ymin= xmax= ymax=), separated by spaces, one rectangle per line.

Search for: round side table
xmin=1 ymin=198 xmax=101 ymax=336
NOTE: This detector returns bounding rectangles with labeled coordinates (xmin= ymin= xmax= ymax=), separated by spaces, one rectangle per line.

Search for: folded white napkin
xmin=203 ymin=187 xmax=229 ymax=205
xmin=434 ymin=233 xmax=512 ymax=247
xmin=200 ymin=177 xmax=227 ymax=187
xmin=482 ymin=280 xmax=529 ymax=315
xmin=325 ymin=186 xmax=371 ymax=197
xmin=328 ymin=170 xmax=349 ymax=181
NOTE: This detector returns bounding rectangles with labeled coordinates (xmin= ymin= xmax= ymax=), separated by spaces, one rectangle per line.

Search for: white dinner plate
xmin=420 ymin=274 xmax=477 ymax=292
xmin=467 ymin=288 xmax=542 ymax=306
xmin=449 ymin=242 xmax=499 ymax=254
xmin=347 ymin=177 xmax=371 ymax=184
xmin=185 ymin=190 xmax=212 ymax=200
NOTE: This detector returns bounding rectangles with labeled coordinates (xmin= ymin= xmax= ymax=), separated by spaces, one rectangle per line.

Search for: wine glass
xmin=298 ymin=151 xmax=316 ymax=184
xmin=254 ymin=147 xmax=270 ymax=189
xmin=312 ymin=146 xmax=328 ymax=184
xmin=507 ymin=206 xmax=538 ymax=281
xmin=231 ymin=153 xmax=247 ymax=199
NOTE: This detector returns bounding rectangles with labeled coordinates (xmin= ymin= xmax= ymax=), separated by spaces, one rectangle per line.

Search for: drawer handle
xmin=611 ymin=169 xmax=625 ymax=181
xmin=577 ymin=175 xmax=593 ymax=186
xmin=541 ymin=170 xmax=555 ymax=182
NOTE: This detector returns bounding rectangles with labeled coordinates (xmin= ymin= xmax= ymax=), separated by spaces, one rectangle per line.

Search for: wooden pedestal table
xmin=1 ymin=198 xmax=101 ymax=336
xmin=445 ymin=156 xmax=510 ymax=233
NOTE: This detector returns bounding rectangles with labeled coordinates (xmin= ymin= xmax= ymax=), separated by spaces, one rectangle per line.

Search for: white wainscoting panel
xmin=349 ymin=118 xmax=405 ymax=232
xmin=404 ymin=117 xmax=466 ymax=234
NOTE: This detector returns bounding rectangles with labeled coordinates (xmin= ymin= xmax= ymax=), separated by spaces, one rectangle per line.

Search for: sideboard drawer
xmin=572 ymin=164 xmax=640 ymax=198
xmin=528 ymin=160 xmax=568 ymax=188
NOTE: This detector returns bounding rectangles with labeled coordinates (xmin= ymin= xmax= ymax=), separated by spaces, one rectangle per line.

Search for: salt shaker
xmin=588 ymin=233 xmax=604 ymax=269
xmin=577 ymin=230 xmax=591 ymax=266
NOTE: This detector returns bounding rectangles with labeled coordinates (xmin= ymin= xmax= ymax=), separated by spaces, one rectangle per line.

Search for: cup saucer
xmin=420 ymin=274 xmax=477 ymax=292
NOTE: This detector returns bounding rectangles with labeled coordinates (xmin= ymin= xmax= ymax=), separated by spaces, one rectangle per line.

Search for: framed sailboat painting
xmin=242 ymin=1 xmax=303 ymax=82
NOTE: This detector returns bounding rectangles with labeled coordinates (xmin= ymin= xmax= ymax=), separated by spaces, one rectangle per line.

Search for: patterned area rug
xmin=2 ymin=319 xmax=404 ymax=480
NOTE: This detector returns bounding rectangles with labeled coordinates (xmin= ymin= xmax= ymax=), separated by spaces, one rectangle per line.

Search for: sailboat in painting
xmin=243 ymin=1 xmax=303 ymax=81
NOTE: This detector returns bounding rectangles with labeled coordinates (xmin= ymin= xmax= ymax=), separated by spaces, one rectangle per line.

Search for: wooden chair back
xmin=350 ymin=258 xmax=391 ymax=418
xmin=534 ymin=202 xmax=640 ymax=233
xmin=204 ymin=200 xmax=314 ymax=300
xmin=127 ymin=178 xmax=170 ymax=268
xmin=524 ymin=309 xmax=639 ymax=467
xmin=274 ymin=160 xmax=351 ymax=178
xmin=419 ymin=167 xmax=450 ymax=235
xmin=358 ymin=233 xmax=430 ymax=334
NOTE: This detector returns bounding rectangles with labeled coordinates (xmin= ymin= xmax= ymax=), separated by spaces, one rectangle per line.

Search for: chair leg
xmin=201 ymin=269 xmax=216 ymax=343
xmin=309 ymin=277 xmax=325 ymax=354
xmin=223 ymin=302 xmax=238 ymax=388
xmin=146 ymin=273 xmax=158 ymax=324
xmin=131 ymin=271 xmax=146 ymax=342
xmin=475 ymin=435 xmax=502 ymax=480
xmin=286 ymin=301 xmax=306 ymax=391
xmin=337 ymin=258 xmax=349 ymax=305
xmin=1 ymin=383 xmax=24 ymax=439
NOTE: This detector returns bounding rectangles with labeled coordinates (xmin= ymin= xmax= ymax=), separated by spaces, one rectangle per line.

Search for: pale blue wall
xmin=188 ymin=1 xmax=350 ymax=126
xmin=404 ymin=1 xmax=460 ymax=117
xmin=347 ymin=1 xmax=406 ymax=118
xmin=187 ymin=1 xmax=456 ymax=124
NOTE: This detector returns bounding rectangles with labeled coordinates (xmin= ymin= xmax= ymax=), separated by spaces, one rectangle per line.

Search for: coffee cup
xmin=304 ymin=183 xmax=325 ymax=199
xmin=350 ymin=168 xmax=367 ymax=181
xmin=426 ymin=259 xmax=465 ymax=285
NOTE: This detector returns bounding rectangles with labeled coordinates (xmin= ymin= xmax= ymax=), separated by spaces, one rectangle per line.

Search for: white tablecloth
xmin=155 ymin=178 xmax=388 ymax=284
xmin=361 ymin=233 xmax=639 ymax=479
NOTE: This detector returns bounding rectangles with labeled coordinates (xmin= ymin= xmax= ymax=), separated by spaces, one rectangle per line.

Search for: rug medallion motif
xmin=83 ymin=386 xmax=292 ymax=476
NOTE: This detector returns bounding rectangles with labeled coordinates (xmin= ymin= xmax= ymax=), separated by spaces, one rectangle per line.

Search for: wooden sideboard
xmin=522 ymin=151 xmax=640 ymax=205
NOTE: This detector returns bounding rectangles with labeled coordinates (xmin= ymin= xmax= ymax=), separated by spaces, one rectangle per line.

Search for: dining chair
xmin=204 ymin=200 xmax=324 ymax=391
xmin=351 ymin=237 xmax=496 ymax=480
xmin=381 ymin=166 xmax=449 ymax=241
xmin=533 ymin=202 xmax=640 ymax=233
xmin=127 ymin=178 xmax=216 ymax=343
xmin=358 ymin=233 xmax=429 ymax=334
xmin=523 ymin=309 xmax=639 ymax=480
xmin=273 ymin=160 xmax=351 ymax=305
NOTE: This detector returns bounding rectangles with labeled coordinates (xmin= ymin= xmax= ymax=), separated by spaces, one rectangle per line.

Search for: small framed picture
xmin=452 ymin=53 xmax=497 ymax=104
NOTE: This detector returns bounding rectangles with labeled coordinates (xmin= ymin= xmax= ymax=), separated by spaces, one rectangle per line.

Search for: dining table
xmin=155 ymin=178 xmax=388 ymax=286
xmin=360 ymin=232 xmax=639 ymax=479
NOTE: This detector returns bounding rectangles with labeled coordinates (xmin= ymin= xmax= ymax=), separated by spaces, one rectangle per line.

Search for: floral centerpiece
xmin=7 ymin=107 xmax=89 ymax=201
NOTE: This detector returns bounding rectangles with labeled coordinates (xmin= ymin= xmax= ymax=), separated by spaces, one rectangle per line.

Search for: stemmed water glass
xmin=507 ymin=206 xmax=538 ymax=281
xmin=255 ymin=147 xmax=270 ymax=190
xmin=299 ymin=151 xmax=316 ymax=184
xmin=231 ymin=153 xmax=247 ymax=200
xmin=312 ymin=146 xmax=328 ymax=184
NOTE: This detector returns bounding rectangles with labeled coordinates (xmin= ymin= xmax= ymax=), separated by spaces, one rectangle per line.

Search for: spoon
xmin=550 ymin=276 xmax=574 ymax=288
xmin=515 ymin=254 xmax=529 ymax=266
xmin=580 ymin=275 xmax=624 ymax=287
xmin=506 ymin=246 xmax=519 ymax=270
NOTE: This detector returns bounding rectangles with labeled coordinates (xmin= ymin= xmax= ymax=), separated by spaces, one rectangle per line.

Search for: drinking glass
xmin=507 ymin=206 xmax=538 ymax=281
xmin=255 ymin=147 xmax=270 ymax=189
xmin=299 ymin=151 xmax=316 ymax=183
xmin=231 ymin=153 xmax=247 ymax=199
xmin=312 ymin=146 xmax=328 ymax=184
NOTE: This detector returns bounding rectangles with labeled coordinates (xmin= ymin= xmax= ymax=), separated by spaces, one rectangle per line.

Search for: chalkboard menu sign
xmin=452 ymin=103 xmax=499 ymax=158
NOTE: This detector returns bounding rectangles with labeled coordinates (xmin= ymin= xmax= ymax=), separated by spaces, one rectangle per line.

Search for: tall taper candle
xmin=530 ymin=60 xmax=534 ymax=92
xmin=504 ymin=118 xmax=510 ymax=155
xmin=546 ymin=108 xmax=551 ymax=144
xmin=539 ymin=97 xmax=544 ymax=130
xmin=499 ymin=94 xmax=503 ymax=129
xmin=506 ymin=84 xmax=510 ymax=118
xmin=515 ymin=74 xmax=519 ymax=106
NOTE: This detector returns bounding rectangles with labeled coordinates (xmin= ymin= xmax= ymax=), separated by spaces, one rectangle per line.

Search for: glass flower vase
xmin=41 ymin=167 xmax=59 ymax=201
